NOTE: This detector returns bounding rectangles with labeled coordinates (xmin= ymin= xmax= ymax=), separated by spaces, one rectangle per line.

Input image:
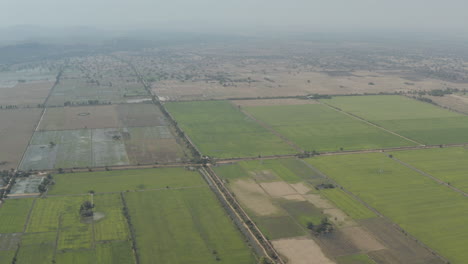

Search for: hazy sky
xmin=1 ymin=0 xmax=468 ymax=33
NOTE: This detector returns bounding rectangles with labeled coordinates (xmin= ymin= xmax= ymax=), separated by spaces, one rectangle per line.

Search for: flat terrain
xmin=424 ymin=94 xmax=468 ymax=114
xmin=323 ymin=95 xmax=468 ymax=145
xmin=39 ymin=103 xmax=168 ymax=131
xmin=215 ymin=159 xmax=385 ymax=263
xmin=48 ymin=167 xmax=206 ymax=195
xmin=46 ymin=56 xmax=149 ymax=106
xmin=390 ymin=147 xmax=468 ymax=192
xmin=166 ymin=101 xmax=297 ymax=158
xmin=307 ymin=153 xmax=468 ymax=264
xmin=0 ymin=81 xmax=54 ymax=107
xmin=21 ymin=124 xmax=191 ymax=170
xmin=244 ymin=103 xmax=415 ymax=152
xmin=0 ymin=109 xmax=42 ymax=170
xmin=125 ymin=188 xmax=256 ymax=264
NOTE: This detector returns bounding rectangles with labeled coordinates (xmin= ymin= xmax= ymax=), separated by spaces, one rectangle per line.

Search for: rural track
xmin=386 ymin=154 xmax=468 ymax=197
xmin=320 ymin=101 xmax=424 ymax=146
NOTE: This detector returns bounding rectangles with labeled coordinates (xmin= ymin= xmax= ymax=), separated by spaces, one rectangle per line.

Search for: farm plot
xmin=214 ymin=159 xmax=441 ymax=264
xmin=244 ymin=103 xmax=415 ymax=152
xmin=214 ymin=160 xmax=368 ymax=263
xmin=0 ymin=198 xmax=33 ymax=233
xmin=38 ymin=103 xmax=168 ymax=131
xmin=0 ymin=81 xmax=54 ymax=107
xmin=48 ymin=167 xmax=205 ymax=195
xmin=323 ymin=95 xmax=468 ymax=145
xmin=125 ymin=188 xmax=256 ymax=264
xmin=21 ymin=125 xmax=190 ymax=170
xmin=166 ymin=101 xmax=297 ymax=158
xmin=0 ymin=109 xmax=42 ymax=170
xmin=307 ymin=153 xmax=468 ymax=264
xmin=5 ymin=194 xmax=135 ymax=264
xmin=390 ymin=147 xmax=468 ymax=192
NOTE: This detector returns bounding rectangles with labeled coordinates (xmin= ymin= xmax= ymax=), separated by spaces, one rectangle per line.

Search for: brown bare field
xmin=425 ymin=94 xmax=468 ymax=114
xmin=153 ymin=70 xmax=468 ymax=100
xmin=341 ymin=226 xmax=385 ymax=252
xmin=0 ymin=81 xmax=53 ymax=106
xmin=290 ymin=182 xmax=311 ymax=195
xmin=304 ymin=194 xmax=334 ymax=209
xmin=361 ymin=218 xmax=445 ymax=264
xmin=124 ymin=135 xmax=189 ymax=164
xmin=231 ymin=179 xmax=282 ymax=216
xmin=272 ymin=237 xmax=334 ymax=264
xmin=323 ymin=208 xmax=355 ymax=228
xmin=115 ymin=103 xmax=168 ymax=127
xmin=38 ymin=103 xmax=168 ymax=131
xmin=260 ymin=181 xmax=297 ymax=197
xmin=38 ymin=105 xmax=120 ymax=130
xmin=232 ymin=98 xmax=318 ymax=107
xmin=0 ymin=109 xmax=42 ymax=170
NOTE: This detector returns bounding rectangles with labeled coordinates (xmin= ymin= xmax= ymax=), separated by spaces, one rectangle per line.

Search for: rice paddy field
xmin=323 ymin=95 xmax=468 ymax=145
xmin=244 ymin=103 xmax=416 ymax=152
xmin=0 ymin=167 xmax=255 ymax=263
xmin=389 ymin=147 xmax=468 ymax=192
xmin=307 ymin=153 xmax=468 ymax=264
xmin=165 ymin=101 xmax=297 ymax=158
xmin=20 ymin=103 xmax=192 ymax=170
xmin=213 ymin=159 xmax=395 ymax=264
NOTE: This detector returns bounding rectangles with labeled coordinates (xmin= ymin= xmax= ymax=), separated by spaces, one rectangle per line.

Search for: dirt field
xmin=38 ymin=103 xmax=168 ymax=131
xmin=425 ymin=94 xmax=468 ymax=114
xmin=272 ymin=237 xmax=334 ymax=264
xmin=341 ymin=226 xmax=385 ymax=252
xmin=232 ymin=98 xmax=318 ymax=107
xmin=260 ymin=181 xmax=297 ymax=197
xmin=0 ymin=81 xmax=53 ymax=107
xmin=361 ymin=218 xmax=445 ymax=264
xmin=38 ymin=105 xmax=121 ymax=130
xmin=231 ymin=179 xmax=282 ymax=216
xmin=153 ymin=70 xmax=468 ymax=100
xmin=0 ymin=109 xmax=42 ymax=170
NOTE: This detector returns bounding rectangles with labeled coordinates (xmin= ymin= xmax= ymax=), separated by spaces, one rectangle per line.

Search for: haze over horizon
xmin=2 ymin=0 xmax=468 ymax=34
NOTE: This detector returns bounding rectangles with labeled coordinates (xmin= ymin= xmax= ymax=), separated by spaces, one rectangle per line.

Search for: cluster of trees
xmin=63 ymin=100 xmax=111 ymax=107
xmin=79 ymin=201 xmax=94 ymax=217
xmin=38 ymin=174 xmax=53 ymax=193
xmin=0 ymin=105 xmax=19 ymax=109
xmin=307 ymin=218 xmax=334 ymax=235
xmin=315 ymin=183 xmax=335 ymax=190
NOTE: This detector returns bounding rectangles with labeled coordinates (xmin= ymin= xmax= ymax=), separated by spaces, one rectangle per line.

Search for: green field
xmin=48 ymin=167 xmax=205 ymax=195
xmin=166 ymin=101 xmax=296 ymax=158
xmin=244 ymin=103 xmax=415 ymax=152
xmin=6 ymin=194 xmax=134 ymax=264
xmin=307 ymin=153 xmax=468 ymax=264
xmin=323 ymin=95 xmax=468 ymax=145
xmin=390 ymin=147 xmax=468 ymax=192
xmin=125 ymin=188 xmax=256 ymax=264
xmin=0 ymin=198 xmax=33 ymax=233
xmin=337 ymin=254 xmax=376 ymax=264
xmin=320 ymin=188 xmax=376 ymax=220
